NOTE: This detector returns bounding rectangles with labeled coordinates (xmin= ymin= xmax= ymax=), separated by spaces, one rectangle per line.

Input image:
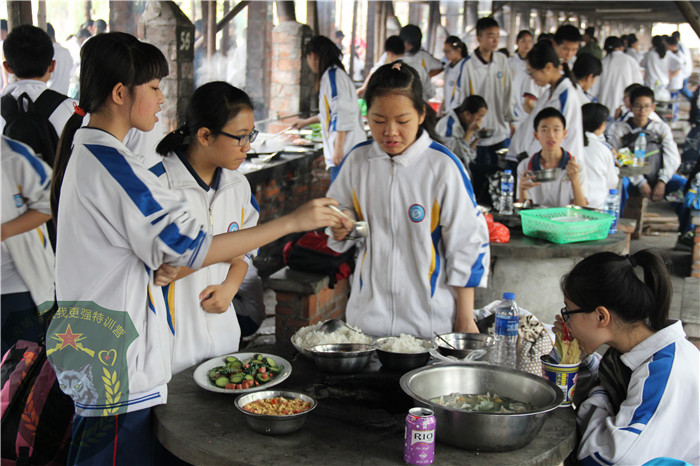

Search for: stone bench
xmin=267 ymin=267 xmax=350 ymax=342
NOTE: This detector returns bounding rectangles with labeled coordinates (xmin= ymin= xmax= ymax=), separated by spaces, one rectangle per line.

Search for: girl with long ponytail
xmin=555 ymin=249 xmax=699 ymax=465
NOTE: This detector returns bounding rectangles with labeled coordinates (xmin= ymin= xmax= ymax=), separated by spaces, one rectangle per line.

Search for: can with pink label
xmin=404 ymin=407 xmax=436 ymax=465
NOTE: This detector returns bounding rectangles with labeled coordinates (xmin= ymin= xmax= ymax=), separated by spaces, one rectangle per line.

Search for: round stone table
xmin=154 ymin=343 xmax=577 ymax=466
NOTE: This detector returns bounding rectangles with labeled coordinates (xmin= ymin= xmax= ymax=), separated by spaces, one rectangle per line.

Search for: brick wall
xmin=274 ymin=278 xmax=350 ymax=341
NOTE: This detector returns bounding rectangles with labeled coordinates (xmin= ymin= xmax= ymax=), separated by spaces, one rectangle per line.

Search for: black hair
xmin=534 ymin=107 xmax=566 ymax=131
xmin=562 ymin=250 xmax=672 ymax=332
xmin=554 ymin=24 xmax=582 ymax=45
xmin=627 ymin=34 xmax=638 ymax=47
xmin=385 ymin=35 xmax=405 ymax=55
xmin=624 ymin=82 xmax=643 ymax=97
xmin=497 ymin=47 xmax=510 ymax=58
xmin=83 ymin=19 xmax=94 ymax=29
xmin=306 ymin=35 xmax=345 ymax=89
xmin=671 ymin=31 xmax=680 ymax=41
xmin=537 ymin=32 xmax=554 ymax=44
xmin=603 ymin=36 xmax=623 ymax=54
xmin=652 ymin=35 xmax=667 ymax=59
xmin=95 ymin=19 xmax=107 ymax=34
xmin=400 ymin=25 xmax=422 ymax=52
xmin=582 ymin=102 xmax=609 ymax=146
xmin=46 ymin=23 xmax=56 ymax=41
xmin=444 ymin=35 xmax=467 ymax=58
xmin=476 ymin=17 xmax=499 ymax=36
xmin=630 ymin=86 xmax=655 ymax=106
xmin=77 ymin=28 xmax=91 ymax=40
xmin=364 ymin=61 xmax=442 ymax=143
xmin=51 ymin=32 xmax=169 ymax=220
xmin=2 ymin=25 xmax=54 ymax=78
xmin=456 ymin=95 xmax=487 ymax=115
xmin=516 ymin=30 xmax=533 ymax=42
xmin=664 ymin=35 xmax=678 ymax=47
xmin=157 ymin=82 xmax=253 ymax=156
xmin=527 ymin=41 xmax=577 ymax=88
xmin=584 ymin=26 xmax=595 ymax=38
xmin=572 ymin=52 xmax=602 ymax=80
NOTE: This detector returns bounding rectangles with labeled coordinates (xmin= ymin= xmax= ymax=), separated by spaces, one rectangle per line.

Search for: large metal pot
xmin=400 ymin=363 xmax=563 ymax=451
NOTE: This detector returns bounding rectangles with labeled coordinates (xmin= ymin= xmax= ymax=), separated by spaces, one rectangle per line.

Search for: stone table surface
xmin=154 ymin=343 xmax=577 ymax=466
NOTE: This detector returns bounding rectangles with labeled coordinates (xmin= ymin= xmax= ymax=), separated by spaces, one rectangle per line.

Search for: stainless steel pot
xmin=234 ymin=390 xmax=317 ymax=435
xmin=400 ymin=363 xmax=563 ymax=451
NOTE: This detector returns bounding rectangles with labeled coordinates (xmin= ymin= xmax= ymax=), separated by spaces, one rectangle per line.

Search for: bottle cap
xmin=609 ymin=189 xmax=618 ymax=194
xmin=504 ymin=169 xmax=512 ymax=174
xmin=639 ymin=132 xmax=645 ymax=136
xmin=503 ymin=292 xmax=515 ymax=300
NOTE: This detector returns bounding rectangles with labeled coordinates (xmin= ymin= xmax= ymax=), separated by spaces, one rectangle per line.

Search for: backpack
xmin=1 ymin=90 xmax=69 ymax=167
xmin=283 ymin=230 xmax=356 ymax=288
xmin=1 ymin=305 xmax=74 ymax=465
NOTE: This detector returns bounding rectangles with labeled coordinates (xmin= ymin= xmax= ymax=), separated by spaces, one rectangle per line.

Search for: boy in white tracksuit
xmin=155 ymin=150 xmax=260 ymax=374
xmin=327 ymin=131 xmax=490 ymax=338
xmin=1 ymin=137 xmax=54 ymax=352
xmin=594 ymin=50 xmax=643 ymax=114
xmin=575 ymin=321 xmax=699 ymax=465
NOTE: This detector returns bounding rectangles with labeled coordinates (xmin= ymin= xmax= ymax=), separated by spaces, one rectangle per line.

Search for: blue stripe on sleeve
xmin=336 ymin=139 xmax=372 ymax=175
xmin=149 ymin=162 xmax=166 ymax=177
xmin=328 ymin=67 xmax=338 ymax=99
xmin=161 ymin=285 xmax=174 ymax=333
xmin=250 ymin=194 xmax=260 ymax=213
xmin=429 ymin=142 xmax=477 ymax=207
xmin=627 ymin=343 xmax=675 ymax=428
xmin=430 ymin=225 xmax=442 ymax=297
xmin=559 ymin=88 xmax=568 ymax=112
xmin=86 ymin=144 xmax=163 ymax=217
xmin=6 ymin=138 xmax=48 ymax=184
xmin=446 ymin=116 xmax=455 ymax=137
xmin=465 ymin=252 xmax=486 ymax=287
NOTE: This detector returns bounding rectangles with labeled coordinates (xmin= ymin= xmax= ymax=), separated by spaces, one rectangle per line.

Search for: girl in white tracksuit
xmin=594 ymin=39 xmax=643 ymax=115
xmin=47 ymin=33 xmax=342 ymax=466
xmin=293 ymin=35 xmax=366 ymax=182
xmin=328 ymin=63 xmax=490 ymax=338
xmin=153 ymin=82 xmax=260 ymax=375
xmin=508 ymin=42 xmax=584 ymax=168
xmin=441 ymin=36 xmax=469 ymax=115
xmin=1 ymin=136 xmax=54 ymax=353
xmin=581 ymin=103 xmax=619 ymax=210
xmin=555 ymin=250 xmax=699 ymax=465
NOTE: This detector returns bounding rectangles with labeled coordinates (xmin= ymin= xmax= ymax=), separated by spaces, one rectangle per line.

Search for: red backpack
xmin=283 ymin=230 xmax=356 ymax=288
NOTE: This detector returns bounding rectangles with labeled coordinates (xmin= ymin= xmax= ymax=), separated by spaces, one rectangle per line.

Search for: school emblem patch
xmin=497 ymin=71 xmax=503 ymax=79
xmin=13 ymin=193 xmax=23 ymax=208
xmin=227 ymin=222 xmax=239 ymax=232
xmin=409 ymin=204 xmax=425 ymax=223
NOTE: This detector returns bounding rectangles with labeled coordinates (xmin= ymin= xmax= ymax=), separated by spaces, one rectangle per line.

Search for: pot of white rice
xmin=375 ymin=334 xmax=434 ymax=372
xmin=291 ymin=321 xmax=372 ymax=357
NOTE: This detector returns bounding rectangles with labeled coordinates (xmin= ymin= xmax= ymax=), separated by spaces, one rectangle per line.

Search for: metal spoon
xmin=327 ymin=205 xmax=370 ymax=239
xmin=318 ymin=319 xmax=359 ymax=334
xmin=433 ymin=332 xmax=456 ymax=349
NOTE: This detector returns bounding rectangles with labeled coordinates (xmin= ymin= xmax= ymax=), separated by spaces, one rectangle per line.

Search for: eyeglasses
xmin=560 ymin=306 xmax=595 ymax=322
xmin=216 ymin=128 xmax=258 ymax=147
xmin=632 ymin=104 xmax=653 ymax=111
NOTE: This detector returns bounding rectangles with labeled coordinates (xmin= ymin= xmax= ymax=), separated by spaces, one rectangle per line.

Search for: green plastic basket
xmin=519 ymin=207 xmax=614 ymax=244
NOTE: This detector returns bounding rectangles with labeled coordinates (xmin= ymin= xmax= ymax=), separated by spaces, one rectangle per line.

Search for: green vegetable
xmin=209 ymin=354 xmax=284 ymax=390
xmin=215 ymin=376 xmax=229 ymax=388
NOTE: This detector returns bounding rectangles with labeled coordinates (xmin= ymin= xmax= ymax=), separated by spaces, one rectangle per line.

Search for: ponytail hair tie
xmin=73 ymin=103 xmax=86 ymax=117
xmin=625 ymin=254 xmax=637 ymax=268
xmin=392 ymin=62 xmax=402 ymax=71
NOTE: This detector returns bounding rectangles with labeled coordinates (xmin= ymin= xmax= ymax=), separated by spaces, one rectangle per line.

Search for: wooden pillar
xmin=349 ymin=0 xmax=358 ymax=79
xmin=316 ymin=0 xmax=334 ymax=38
xmin=426 ymin=1 xmax=440 ymax=53
xmin=37 ymin=1 xmax=47 ymax=30
xmin=276 ymin=1 xmax=296 ymax=22
xmin=204 ymin=0 xmax=216 ymax=60
xmin=445 ymin=1 xmax=460 ymax=35
xmin=110 ymin=1 xmax=136 ymax=37
xmin=408 ymin=2 xmax=421 ymax=25
xmin=306 ymin=1 xmax=319 ymax=35
xmin=365 ymin=1 xmax=377 ymax=77
xmin=221 ymin=1 xmax=230 ymax=55
xmin=7 ymin=1 xmax=33 ymax=29
xmin=84 ymin=0 xmax=92 ymax=22
xmin=247 ymin=1 xmax=272 ymax=122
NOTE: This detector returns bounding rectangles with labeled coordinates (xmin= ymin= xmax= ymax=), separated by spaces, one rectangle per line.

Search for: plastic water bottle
xmin=633 ymin=132 xmax=647 ymax=167
xmin=493 ymin=292 xmax=519 ymax=369
xmin=603 ymin=189 xmax=620 ymax=234
xmin=499 ymin=170 xmax=515 ymax=215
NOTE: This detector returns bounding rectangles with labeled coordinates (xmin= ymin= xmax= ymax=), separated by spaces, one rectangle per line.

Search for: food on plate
xmin=291 ymin=137 xmax=312 ymax=146
xmin=208 ymin=354 xmax=282 ymax=390
xmin=377 ymin=334 xmax=431 ymax=353
xmin=243 ymin=396 xmax=313 ymax=415
xmin=430 ymin=392 xmax=532 ymax=413
xmin=292 ymin=321 xmax=372 ymax=350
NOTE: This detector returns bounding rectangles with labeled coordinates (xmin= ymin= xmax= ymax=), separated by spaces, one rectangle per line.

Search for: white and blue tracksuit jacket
xmin=577 ymin=321 xmax=699 ymax=465
xmin=327 ymin=131 xmax=490 ymax=338
xmin=48 ymin=128 xmax=212 ymax=416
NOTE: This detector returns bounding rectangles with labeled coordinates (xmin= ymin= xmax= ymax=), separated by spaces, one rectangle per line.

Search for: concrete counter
xmin=154 ymin=343 xmax=576 ymax=466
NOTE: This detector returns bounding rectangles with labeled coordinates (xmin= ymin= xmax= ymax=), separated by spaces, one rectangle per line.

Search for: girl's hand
xmin=155 ymin=263 xmax=180 ymax=286
xmin=289 ymin=198 xmax=345 ymax=232
xmin=199 ymin=284 xmax=237 ymax=314
xmin=553 ymin=314 xmax=565 ymax=336
xmin=330 ymin=213 xmax=355 ymax=241
xmin=565 ymin=157 xmax=580 ymax=182
xmin=291 ymin=118 xmax=309 ymax=130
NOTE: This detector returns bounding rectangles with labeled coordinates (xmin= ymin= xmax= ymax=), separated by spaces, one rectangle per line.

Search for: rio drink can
xmin=404 ymin=407 xmax=436 ymax=465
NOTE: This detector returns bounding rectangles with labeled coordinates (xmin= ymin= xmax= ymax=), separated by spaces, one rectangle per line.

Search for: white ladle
xmin=327 ymin=205 xmax=369 ymax=239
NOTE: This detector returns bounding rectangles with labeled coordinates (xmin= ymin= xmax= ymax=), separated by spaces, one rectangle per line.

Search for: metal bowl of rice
xmin=306 ymin=343 xmax=375 ymax=373
xmin=375 ymin=335 xmax=435 ymax=372
xmin=291 ymin=321 xmax=373 ymax=357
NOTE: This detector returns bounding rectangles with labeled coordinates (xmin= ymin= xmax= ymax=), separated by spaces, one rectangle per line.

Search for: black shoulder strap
xmin=0 ymin=93 xmax=19 ymax=122
xmin=33 ymin=89 xmax=70 ymax=120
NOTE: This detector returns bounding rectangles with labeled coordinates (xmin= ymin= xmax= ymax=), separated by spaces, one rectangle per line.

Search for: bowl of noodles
xmin=400 ymin=363 xmax=563 ymax=451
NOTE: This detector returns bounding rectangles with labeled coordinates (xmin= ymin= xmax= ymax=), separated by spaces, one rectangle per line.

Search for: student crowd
xmin=0 ymin=17 xmax=698 ymax=466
